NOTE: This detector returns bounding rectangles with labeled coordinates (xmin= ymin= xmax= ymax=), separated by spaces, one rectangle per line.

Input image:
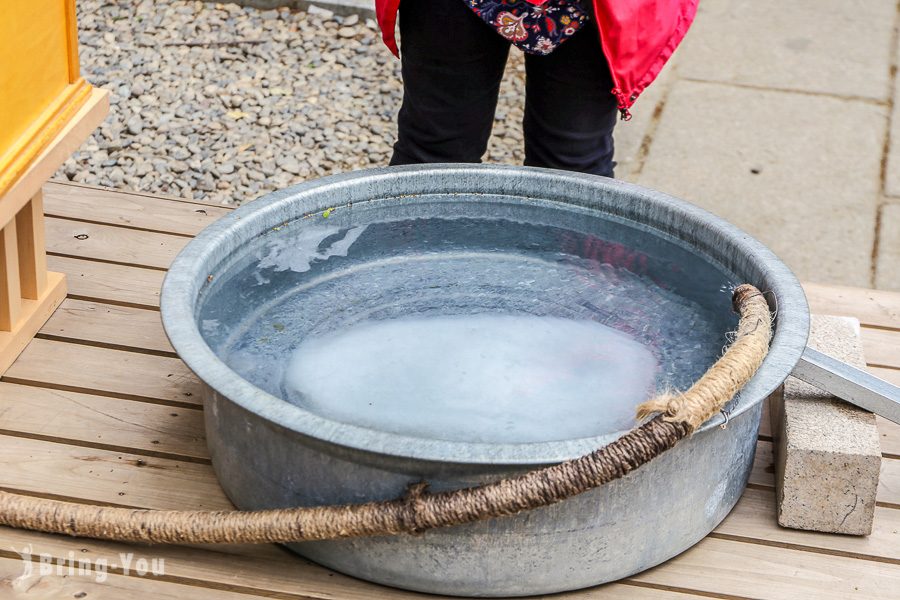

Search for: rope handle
xmin=0 ymin=285 xmax=772 ymax=545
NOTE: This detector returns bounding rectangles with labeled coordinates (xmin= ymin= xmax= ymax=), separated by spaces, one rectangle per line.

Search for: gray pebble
xmin=276 ymin=155 xmax=302 ymax=175
xmin=306 ymin=5 xmax=334 ymax=19
xmin=126 ymin=115 xmax=144 ymax=135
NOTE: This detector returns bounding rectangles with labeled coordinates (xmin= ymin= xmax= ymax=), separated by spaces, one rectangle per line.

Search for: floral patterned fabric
xmin=463 ymin=0 xmax=589 ymax=55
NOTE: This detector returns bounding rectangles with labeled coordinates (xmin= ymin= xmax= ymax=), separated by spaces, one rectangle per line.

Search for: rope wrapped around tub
xmin=0 ymin=284 xmax=772 ymax=545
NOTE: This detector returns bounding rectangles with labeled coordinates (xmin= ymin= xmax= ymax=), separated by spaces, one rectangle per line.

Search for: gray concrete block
xmin=768 ymin=315 xmax=881 ymax=535
xmin=636 ymin=80 xmax=886 ymax=286
xmin=675 ymin=0 xmax=896 ymax=101
xmin=876 ymin=204 xmax=900 ymax=291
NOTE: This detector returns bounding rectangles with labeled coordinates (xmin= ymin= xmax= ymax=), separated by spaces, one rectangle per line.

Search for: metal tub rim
xmin=160 ymin=164 xmax=810 ymax=465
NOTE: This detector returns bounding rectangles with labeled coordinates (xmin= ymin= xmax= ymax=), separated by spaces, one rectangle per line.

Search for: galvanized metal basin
xmin=161 ymin=165 xmax=809 ymax=597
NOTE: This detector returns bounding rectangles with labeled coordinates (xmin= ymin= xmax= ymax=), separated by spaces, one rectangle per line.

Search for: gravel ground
xmin=59 ymin=0 xmax=526 ymax=204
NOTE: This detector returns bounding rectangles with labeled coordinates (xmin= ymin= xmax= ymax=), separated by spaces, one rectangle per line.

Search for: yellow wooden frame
xmin=0 ymin=0 xmax=109 ymax=373
xmin=0 ymin=0 xmax=92 ymax=197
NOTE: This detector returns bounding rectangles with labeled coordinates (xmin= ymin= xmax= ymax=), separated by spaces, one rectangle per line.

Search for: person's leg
xmin=522 ymin=16 xmax=618 ymax=177
xmin=390 ymin=0 xmax=510 ymax=165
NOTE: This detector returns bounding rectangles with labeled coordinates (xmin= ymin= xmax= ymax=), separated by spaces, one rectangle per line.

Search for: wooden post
xmin=15 ymin=189 xmax=48 ymax=300
xmin=0 ymin=221 xmax=22 ymax=331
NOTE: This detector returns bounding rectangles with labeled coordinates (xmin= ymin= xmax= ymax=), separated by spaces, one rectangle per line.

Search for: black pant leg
xmin=390 ymin=0 xmax=511 ymax=165
xmin=522 ymin=19 xmax=619 ymax=177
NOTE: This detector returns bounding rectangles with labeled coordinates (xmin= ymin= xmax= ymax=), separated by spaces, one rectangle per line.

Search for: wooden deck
xmin=0 ymin=180 xmax=898 ymax=599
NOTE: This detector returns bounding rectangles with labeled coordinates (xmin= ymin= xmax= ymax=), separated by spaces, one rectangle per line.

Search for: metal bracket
xmin=791 ymin=346 xmax=900 ymax=425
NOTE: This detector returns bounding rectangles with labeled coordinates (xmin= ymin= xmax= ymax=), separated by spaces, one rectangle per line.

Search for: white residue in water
xmin=284 ymin=314 xmax=657 ymax=444
xmin=257 ymin=225 xmax=367 ymax=274
xmin=201 ymin=319 xmax=220 ymax=335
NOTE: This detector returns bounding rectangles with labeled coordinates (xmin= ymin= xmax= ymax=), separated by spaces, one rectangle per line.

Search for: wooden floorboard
xmin=0 ymin=435 xmax=228 ymax=511
xmin=46 ymin=216 xmax=188 ymax=271
xmin=804 ymin=282 xmax=900 ymax=331
xmin=1 ymin=181 xmax=898 ymax=598
xmin=861 ymin=327 xmax=900 ymax=369
xmin=47 ymin=255 xmax=164 ymax=309
xmin=714 ymin=487 xmax=900 ymax=564
xmin=3 ymin=338 xmax=202 ymax=407
xmin=0 ymin=555 xmax=280 ymax=600
xmin=40 ymin=298 xmax=174 ymax=355
xmin=44 ymin=179 xmax=232 ymax=237
xmin=0 ymin=382 xmax=206 ymax=461
xmin=629 ymin=536 xmax=900 ymax=600
xmin=0 ymin=526 xmax=714 ymax=600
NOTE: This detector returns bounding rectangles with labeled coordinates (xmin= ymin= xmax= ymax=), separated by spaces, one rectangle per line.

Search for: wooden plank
xmin=630 ymin=536 xmax=900 ymax=600
xmin=14 ymin=189 xmax=47 ymax=299
xmin=879 ymin=459 xmax=900 ymax=508
xmin=804 ymin=282 xmax=900 ymax=330
xmin=43 ymin=180 xmax=232 ymax=237
xmin=2 ymin=338 xmax=202 ymax=407
xmin=0 ymin=520 xmax=893 ymax=600
xmin=877 ymin=416 xmax=900 ymax=458
xmin=0 ymin=221 xmax=22 ymax=330
xmin=0 ymin=556 xmax=262 ymax=600
xmin=0 ymin=527 xmax=453 ymax=600
xmin=0 ymin=517 xmax=892 ymax=600
xmin=750 ymin=441 xmax=776 ymax=489
xmin=0 ymin=435 xmax=228 ymax=511
xmin=40 ymin=298 xmax=173 ymax=354
xmin=45 ymin=217 xmax=188 ymax=270
xmin=0 ymin=382 xmax=206 ymax=461
xmin=47 ymin=255 xmax=163 ymax=309
xmin=0 ymin=540 xmax=696 ymax=600
xmin=48 ymin=179 xmax=230 ymax=209
xmin=715 ymin=487 xmax=900 ymax=563
xmin=861 ymin=327 xmax=900 ymax=369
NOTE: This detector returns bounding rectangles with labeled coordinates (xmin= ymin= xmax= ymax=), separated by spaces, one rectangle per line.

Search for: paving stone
xmin=636 ymin=80 xmax=886 ymax=286
xmin=614 ymin=53 xmax=677 ymax=181
xmin=767 ymin=315 xmax=881 ymax=535
xmin=875 ymin=204 xmax=900 ymax=290
xmin=676 ymin=0 xmax=896 ymax=101
xmin=884 ymin=34 xmax=900 ymax=198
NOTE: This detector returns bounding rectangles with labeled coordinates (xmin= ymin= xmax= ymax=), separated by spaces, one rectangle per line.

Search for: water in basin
xmin=284 ymin=314 xmax=657 ymax=443
xmin=198 ymin=196 xmax=738 ymax=444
